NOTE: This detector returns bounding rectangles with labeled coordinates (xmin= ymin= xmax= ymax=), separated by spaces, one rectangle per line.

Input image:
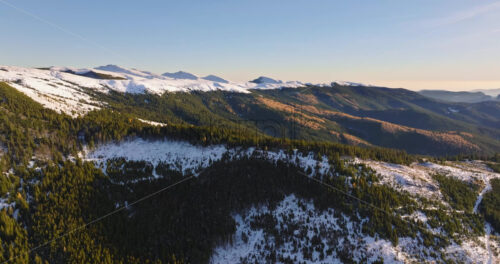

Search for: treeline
xmin=491 ymin=153 xmax=500 ymax=162
xmin=440 ymin=152 xmax=500 ymax=163
xmin=439 ymin=153 xmax=500 ymax=173
xmin=487 ymin=153 xmax=500 ymax=172
xmin=135 ymin=124 xmax=414 ymax=164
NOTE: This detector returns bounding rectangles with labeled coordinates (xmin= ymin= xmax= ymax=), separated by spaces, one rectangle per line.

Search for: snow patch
xmin=362 ymin=160 xmax=500 ymax=201
xmin=83 ymin=139 xmax=227 ymax=176
xmin=137 ymin=118 xmax=167 ymax=127
xmin=0 ymin=198 xmax=15 ymax=211
xmin=363 ymin=159 xmax=500 ymax=263
xmin=211 ymin=195 xmax=411 ymax=263
xmin=83 ymin=139 xmax=333 ymax=179
xmin=361 ymin=160 xmax=442 ymax=200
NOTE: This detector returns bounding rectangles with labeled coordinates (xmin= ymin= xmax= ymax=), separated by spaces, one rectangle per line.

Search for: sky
xmin=0 ymin=0 xmax=499 ymax=91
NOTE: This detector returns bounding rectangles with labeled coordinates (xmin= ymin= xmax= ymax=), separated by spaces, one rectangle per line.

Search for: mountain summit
xmin=202 ymin=75 xmax=228 ymax=83
xmin=95 ymin=64 xmax=154 ymax=78
xmin=162 ymin=71 xmax=198 ymax=80
xmin=250 ymin=76 xmax=282 ymax=84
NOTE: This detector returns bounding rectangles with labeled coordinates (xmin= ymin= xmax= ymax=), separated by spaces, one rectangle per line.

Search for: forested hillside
xmin=0 ymin=73 xmax=499 ymax=263
xmin=87 ymin=84 xmax=500 ymax=156
xmin=0 ymin=81 xmax=416 ymax=262
xmin=2 ymin=66 xmax=500 ymax=156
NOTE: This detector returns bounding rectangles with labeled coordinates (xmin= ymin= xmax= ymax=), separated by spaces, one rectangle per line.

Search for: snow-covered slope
xmin=212 ymin=194 xmax=411 ymax=263
xmin=85 ymin=65 xmax=310 ymax=92
xmin=202 ymin=75 xmax=229 ymax=84
xmin=83 ymin=138 xmax=500 ymax=263
xmin=362 ymin=159 xmax=500 ymax=201
xmin=332 ymin=80 xmax=369 ymax=87
xmin=0 ymin=65 xmax=326 ymax=115
xmin=360 ymin=159 xmax=500 ymax=263
xmin=0 ymin=65 xmax=368 ymax=116
xmin=83 ymin=138 xmax=332 ymax=177
xmin=162 ymin=71 xmax=198 ymax=80
xmin=0 ymin=66 xmax=103 ymax=116
xmin=94 ymin=64 xmax=155 ymax=78
xmin=84 ymin=139 xmax=227 ymax=176
xmin=87 ymin=65 xmax=255 ymax=93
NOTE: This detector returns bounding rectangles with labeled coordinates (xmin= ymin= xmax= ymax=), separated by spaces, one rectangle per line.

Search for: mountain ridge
xmin=1 ymin=65 xmax=499 ymax=156
xmin=162 ymin=71 xmax=198 ymax=80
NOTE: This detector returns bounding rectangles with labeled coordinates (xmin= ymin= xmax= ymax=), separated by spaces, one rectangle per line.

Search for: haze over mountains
xmin=473 ymin=88 xmax=500 ymax=98
xmin=419 ymin=90 xmax=500 ymax=103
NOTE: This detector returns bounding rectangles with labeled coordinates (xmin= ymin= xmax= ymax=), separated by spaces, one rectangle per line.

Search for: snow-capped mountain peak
xmin=95 ymin=64 xmax=154 ymax=78
xmin=0 ymin=64 xmax=370 ymax=116
xmin=202 ymin=74 xmax=228 ymax=84
xmin=250 ymin=76 xmax=282 ymax=84
xmin=332 ymin=80 xmax=369 ymax=87
xmin=162 ymin=71 xmax=198 ymax=80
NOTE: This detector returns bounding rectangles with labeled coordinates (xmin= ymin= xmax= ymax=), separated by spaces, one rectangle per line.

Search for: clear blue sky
xmin=1 ymin=0 xmax=499 ymax=90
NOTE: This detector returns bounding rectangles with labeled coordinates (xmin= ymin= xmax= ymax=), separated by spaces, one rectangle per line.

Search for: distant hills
xmin=419 ymin=90 xmax=500 ymax=103
xmin=473 ymin=88 xmax=500 ymax=97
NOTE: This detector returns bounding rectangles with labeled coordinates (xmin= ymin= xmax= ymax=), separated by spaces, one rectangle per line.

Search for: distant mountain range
xmin=1 ymin=64 xmax=500 ymax=156
xmin=419 ymin=90 xmax=500 ymax=103
xmin=473 ymin=88 xmax=500 ymax=97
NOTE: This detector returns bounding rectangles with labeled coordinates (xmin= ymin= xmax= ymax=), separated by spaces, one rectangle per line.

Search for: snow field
xmin=83 ymin=139 xmax=333 ymax=178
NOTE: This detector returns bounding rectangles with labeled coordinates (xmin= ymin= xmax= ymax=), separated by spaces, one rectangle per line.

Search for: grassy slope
xmin=254 ymin=85 xmax=500 ymax=155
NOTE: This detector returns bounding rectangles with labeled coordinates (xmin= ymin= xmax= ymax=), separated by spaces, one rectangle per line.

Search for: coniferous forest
xmin=0 ymin=80 xmax=499 ymax=263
